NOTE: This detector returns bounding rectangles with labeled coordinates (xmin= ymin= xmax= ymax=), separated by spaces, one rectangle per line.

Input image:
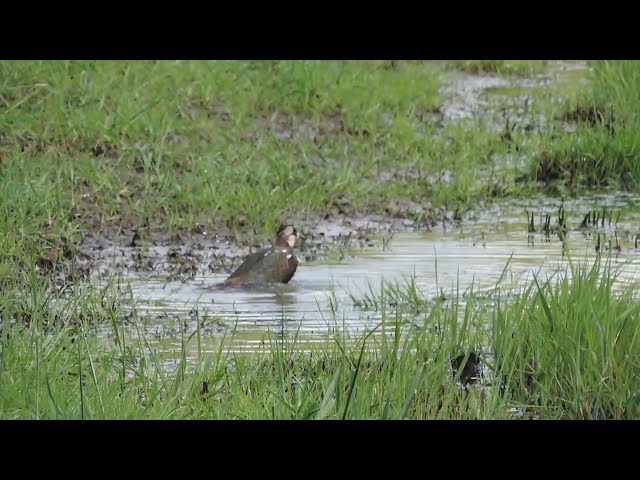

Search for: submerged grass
xmin=1 ymin=256 xmax=637 ymax=419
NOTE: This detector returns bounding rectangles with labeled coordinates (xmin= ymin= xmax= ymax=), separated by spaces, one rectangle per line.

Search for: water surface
xmin=94 ymin=195 xmax=640 ymax=358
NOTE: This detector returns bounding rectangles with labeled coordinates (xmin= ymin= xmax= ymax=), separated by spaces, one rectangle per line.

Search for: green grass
xmin=531 ymin=60 xmax=640 ymax=189
xmin=3 ymin=59 xmax=638 ymax=244
xmin=491 ymin=257 xmax=640 ymax=419
xmin=0 ymin=60 xmax=453 ymax=236
xmin=0 ymin=60 xmax=571 ymax=244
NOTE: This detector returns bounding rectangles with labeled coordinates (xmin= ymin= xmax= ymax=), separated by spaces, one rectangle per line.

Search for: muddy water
xmin=94 ymin=195 xmax=640 ymax=359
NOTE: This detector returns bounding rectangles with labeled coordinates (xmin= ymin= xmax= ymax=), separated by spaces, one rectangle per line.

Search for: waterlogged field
xmin=1 ymin=60 xmax=639 ymax=419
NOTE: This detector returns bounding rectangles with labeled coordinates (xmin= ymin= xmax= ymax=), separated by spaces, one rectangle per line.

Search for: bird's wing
xmin=224 ymin=247 xmax=271 ymax=282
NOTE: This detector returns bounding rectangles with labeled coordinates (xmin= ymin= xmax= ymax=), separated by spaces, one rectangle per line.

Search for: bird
xmin=221 ymin=225 xmax=300 ymax=288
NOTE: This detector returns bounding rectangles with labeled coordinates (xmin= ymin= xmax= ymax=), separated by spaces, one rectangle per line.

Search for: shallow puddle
xmin=93 ymin=194 xmax=640 ymax=360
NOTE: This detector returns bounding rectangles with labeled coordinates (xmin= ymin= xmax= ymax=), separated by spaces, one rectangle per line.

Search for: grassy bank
xmin=532 ymin=60 xmax=640 ymax=189
xmin=3 ymin=60 xmax=639 ymax=242
xmin=1 ymin=60 xmax=452 ymax=236
xmin=1 ymin=257 xmax=637 ymax=419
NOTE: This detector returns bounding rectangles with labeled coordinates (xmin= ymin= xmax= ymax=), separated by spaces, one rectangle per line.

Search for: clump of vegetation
xmin=491 ymin=257 xmax=639 ymax=419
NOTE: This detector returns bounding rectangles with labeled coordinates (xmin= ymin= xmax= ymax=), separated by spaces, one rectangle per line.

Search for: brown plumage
xmin=222 ymin=225 xmax=300 ymax=288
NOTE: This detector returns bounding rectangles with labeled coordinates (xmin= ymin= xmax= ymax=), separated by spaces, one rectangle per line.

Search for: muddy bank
xmin=70 ymin=205 xmax=459 ymax=284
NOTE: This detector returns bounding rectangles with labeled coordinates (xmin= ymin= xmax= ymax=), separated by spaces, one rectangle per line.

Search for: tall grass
xmin=491 ymin=256 xmax=640 ymax=419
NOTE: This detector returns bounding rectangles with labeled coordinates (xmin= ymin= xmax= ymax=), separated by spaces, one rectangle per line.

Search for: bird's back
xmin=223 ymin=246 xmax=298 ymax=287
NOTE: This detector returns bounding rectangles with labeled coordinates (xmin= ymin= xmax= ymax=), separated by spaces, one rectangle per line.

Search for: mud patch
xmin=75 ymin=206 xmax=454 ymax=283
xmin=0 ymin=132 xmax=122 ymax=159
xmin=31 ymin=237 xmax=93 ymax=289
xmin=439 ymin=71 xmax=548 ymax=127
xmin=437 ymin=61 xmax=589 ymax=134
xmin=246 ymin=111 xmax=347 ymax=144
